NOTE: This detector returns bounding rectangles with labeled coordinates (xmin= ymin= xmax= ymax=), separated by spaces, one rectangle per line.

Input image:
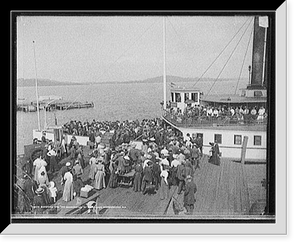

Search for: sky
xmin=16 ymin=15 xmax=256 ymax=83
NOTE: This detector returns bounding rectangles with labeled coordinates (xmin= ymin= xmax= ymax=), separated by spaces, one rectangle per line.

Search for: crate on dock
xmin=80 ymin=185 xmax=94 ymax=198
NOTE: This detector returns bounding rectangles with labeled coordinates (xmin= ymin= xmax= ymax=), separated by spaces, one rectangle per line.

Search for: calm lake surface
xmin=16 ymin=80 xmax=247 ymax=155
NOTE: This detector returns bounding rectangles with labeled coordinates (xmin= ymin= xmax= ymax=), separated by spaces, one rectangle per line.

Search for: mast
xmin=33 ymin=40 xmax=41 ymax=131
xmin=163 ymin=16 xmax=167 ymax=110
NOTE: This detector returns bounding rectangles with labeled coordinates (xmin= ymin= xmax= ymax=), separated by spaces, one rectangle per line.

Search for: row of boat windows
xmin=192 ymin=133 xmax=262 ymax=146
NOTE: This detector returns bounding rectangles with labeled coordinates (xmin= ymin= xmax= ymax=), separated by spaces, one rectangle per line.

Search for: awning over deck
xmin=202 ymin=94 xmax=267 ymax=104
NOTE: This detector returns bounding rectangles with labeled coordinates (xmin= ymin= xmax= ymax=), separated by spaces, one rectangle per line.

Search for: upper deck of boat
xmin=162 ymin=114 xmax=267 ymax=132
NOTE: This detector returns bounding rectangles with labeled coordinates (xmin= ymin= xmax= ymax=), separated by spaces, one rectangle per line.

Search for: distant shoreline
xmin=17 ymin=76 xmax=247 ymax=87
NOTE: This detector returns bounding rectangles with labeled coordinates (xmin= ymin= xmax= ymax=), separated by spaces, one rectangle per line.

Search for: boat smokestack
xmin=249 ymin=16 xmax=268 ymax=89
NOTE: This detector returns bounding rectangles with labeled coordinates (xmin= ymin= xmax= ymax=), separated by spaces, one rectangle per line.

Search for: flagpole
xmin=33 ymin=40 xmax=41 ymax=131
xmin=163 ymin=16 xmax=167 ymax=110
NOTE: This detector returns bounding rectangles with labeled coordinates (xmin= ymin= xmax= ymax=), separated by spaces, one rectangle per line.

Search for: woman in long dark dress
xmin=208 ymin=142 xmax=220 ymax=166
xmin=108 ymin=162 xmax=118 ymax=188
xmin=47 ymin=148 xmax=58 ymax=173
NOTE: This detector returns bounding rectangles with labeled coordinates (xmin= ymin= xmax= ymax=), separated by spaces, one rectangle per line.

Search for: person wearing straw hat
xmin=60 ymin=161 xmax=72 ymax=185
xmin=183 ymin=175 xmax=197 ymax=215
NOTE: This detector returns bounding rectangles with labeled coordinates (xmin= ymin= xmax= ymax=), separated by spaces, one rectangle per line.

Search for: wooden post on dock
xmin=241 ymin=136 xmax=248 ymax=164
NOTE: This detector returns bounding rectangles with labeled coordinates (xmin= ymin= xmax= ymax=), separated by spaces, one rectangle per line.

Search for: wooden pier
xmin=49 ymin=157 xmax=262 ymax=218
xmin=17 ymin=100 xmax=94 ymax=112
xmin=14 ymin=147 xmax=267 ymax=219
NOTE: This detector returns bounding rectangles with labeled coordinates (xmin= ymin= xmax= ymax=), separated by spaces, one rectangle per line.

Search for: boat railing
xmin=162 ymin=110 xmax=267 ymax=128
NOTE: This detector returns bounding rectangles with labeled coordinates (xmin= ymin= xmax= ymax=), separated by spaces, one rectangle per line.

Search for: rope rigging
xmin=204 ymin=18 xmax=254 ymax=99
xmin=191 ymin=17 xmax=252 ymax=89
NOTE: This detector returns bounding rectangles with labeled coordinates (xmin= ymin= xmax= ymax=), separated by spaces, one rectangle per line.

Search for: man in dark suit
xmin=141 ymin=161 xmax=153 ymax=195
xmin=176 ymin=162 xmax=186 ymax=195
xmin=183 ymin=175 xmax=197 ymax=215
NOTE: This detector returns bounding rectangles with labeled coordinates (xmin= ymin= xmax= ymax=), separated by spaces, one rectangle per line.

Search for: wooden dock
xmin=50 ymin=156 xmax=254 ymax=218
xmin=17 ymin=100 xmax=94 ymax=112
xmin=14 ymin=147 xmax=266 ymax=219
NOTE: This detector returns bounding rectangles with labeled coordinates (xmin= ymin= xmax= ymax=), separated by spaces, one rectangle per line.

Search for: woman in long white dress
xmin=93 ymin=158 xmax=106 ymax=190
xmin=62 ymin=171 xmax=74 ymax=202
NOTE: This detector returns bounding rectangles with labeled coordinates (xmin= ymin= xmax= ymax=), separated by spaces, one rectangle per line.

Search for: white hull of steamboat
xmin=162 ymin=115 xmax=266 ymax=162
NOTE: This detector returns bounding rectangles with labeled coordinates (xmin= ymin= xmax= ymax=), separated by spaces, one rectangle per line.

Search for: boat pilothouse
xmin=162 ymin=16 xmax=270 ymax=162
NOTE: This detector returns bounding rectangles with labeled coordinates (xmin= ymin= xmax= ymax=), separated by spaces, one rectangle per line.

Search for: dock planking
xmin=192 ymin=156 xmax=250 ymax=216
xmin=14 ymin=146 xmax=253 ymax=218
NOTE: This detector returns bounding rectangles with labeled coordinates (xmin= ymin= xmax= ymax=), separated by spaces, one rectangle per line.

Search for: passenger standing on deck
xmin=72 ymin=160 xmax=83 ymax=179
xmin=108 ymin=155 xmax=119 ymax=188
xmin=62 ymin=169 xmax=74 ymax=202
xmin=33 ymin=154 xmax=47 ymax=183
xmin=191 ymin=144 xmax=200 ymax=170
xmin=47 ymin=146 xmax=57 ymax=173
xmin=133 ymin=159 xmax=143 ymax=192
xmin=160 ymin=169 xmax=169 ymax=200
xmin=88 ymin=150 xmax=98 ymax=184
xmin=61 ymin=161 xmax=72 ymax=185
xmin=93 ymin=157 xmax=106 ymax=190
xmin=208 ymin=142 xmax=221 ymax=166
xmin=176 ymin=160 xmax=186 ymax=195
xmin=61 ymin=136 xmax=67 ymax=158
xmin=183 ymin=175 xmax=197 ymax=215
xmin=141 ymin=161 xmax=153 ymax=195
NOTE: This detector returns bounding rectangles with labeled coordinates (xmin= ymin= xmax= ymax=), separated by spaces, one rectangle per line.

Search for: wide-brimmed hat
xmin=99 ymin=144 xmax=105 ymax=149
xmin=35 ymin=187 xmax=44 ymax=194
xmin=186 ymin=175 xmax=192 ymax=180
xmin=49 ymin=181 xmax=55 ymax=188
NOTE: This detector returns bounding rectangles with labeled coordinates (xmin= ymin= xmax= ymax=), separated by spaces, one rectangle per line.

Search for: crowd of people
xmin=16 ymin=116 xmax=225 ymax=215
xmin=165 ymin=103 xmax=267 ymax=125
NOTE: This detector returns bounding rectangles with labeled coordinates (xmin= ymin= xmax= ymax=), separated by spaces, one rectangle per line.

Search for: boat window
xmin=254 ymin=135 xmax=262 ymax=146
xmin=191 ymin=93 xmax=198 ymax=102
xmin=184 ymin=93 xmax=189 ymax=102
xmin=175 ymin=93 xmax=181 ymax=103
xmin=192 ymin=133 xmax=203 ymax=140
xmin=234 ymin=135 xmax=242 ymax=145
xmin=214 ymin=134 xmax=222 ymax=144
xmin=254 ymin=91 xmax=263 ymax=97
xmin=171 ymin=92 xmax=174 ymax=102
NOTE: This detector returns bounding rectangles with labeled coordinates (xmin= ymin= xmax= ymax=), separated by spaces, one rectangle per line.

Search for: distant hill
xmin=17 ymin=78 xmax=83 ymax=87
xmin=17 ymin=76 xmax=246 ymax=87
